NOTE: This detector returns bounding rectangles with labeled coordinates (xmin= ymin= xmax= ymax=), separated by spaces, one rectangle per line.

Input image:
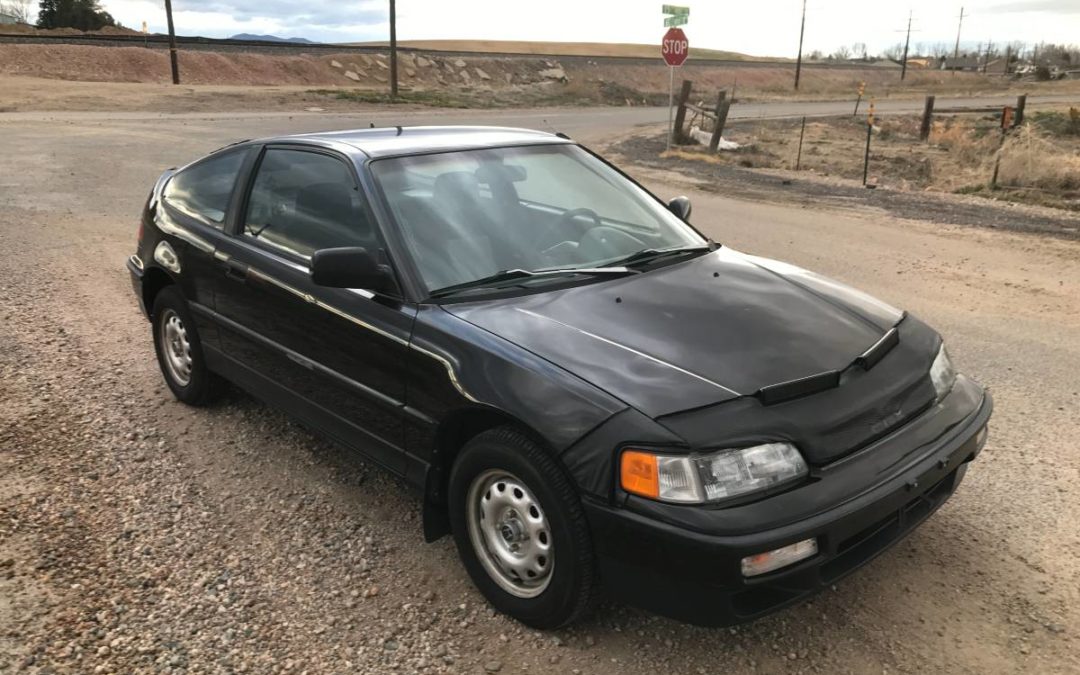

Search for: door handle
xmin=222 ymin=260 xmax=248 ymax=283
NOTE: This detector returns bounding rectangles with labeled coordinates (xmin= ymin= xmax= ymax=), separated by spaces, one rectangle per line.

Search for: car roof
xmin=267 ymin=125 xmax=572 ymax=159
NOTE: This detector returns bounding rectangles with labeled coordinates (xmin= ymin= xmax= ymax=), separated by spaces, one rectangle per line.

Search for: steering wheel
xmin=542 ymin=207 xmax=602 ymax=250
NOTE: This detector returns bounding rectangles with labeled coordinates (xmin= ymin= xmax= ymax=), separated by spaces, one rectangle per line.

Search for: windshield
xmin=370 ymin=143 xmax=706 ymax=294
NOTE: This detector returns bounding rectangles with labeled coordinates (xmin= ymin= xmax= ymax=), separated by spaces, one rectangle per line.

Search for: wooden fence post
xmin=672 ymin=79 xmax=693 ymax=145
xmin=1015 ymin=94 xmax=1027 ymax=126
xmin=709 ymin=90 xmax=729 ymax=152
xmin=795 ymin=116 xmax=806 ymax=170
xmin=920 ymin=95 xmax=935 ymax=141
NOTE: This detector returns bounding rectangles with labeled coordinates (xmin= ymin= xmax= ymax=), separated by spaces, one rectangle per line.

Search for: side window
xmin=243 ymin=148 xmax=377 ymax=260
xmin=162 ymin=149 xmax=246 ymax=228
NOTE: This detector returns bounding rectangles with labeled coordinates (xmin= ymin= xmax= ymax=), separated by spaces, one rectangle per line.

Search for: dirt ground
xmin=1 ymin=108 xmax=1079 ymax=674
xmin=645 ymin=105 xmax=1080 ymax=212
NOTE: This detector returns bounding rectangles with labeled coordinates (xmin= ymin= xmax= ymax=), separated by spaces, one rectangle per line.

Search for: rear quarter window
xmin=162 ymin=148 xmax=247 ymax=228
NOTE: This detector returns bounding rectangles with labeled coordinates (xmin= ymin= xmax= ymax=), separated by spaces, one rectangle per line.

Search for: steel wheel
xmin=466 ymin=469 xmax=554 ymax=598
xmin=159 ymin=308 xmax=193 ymax=386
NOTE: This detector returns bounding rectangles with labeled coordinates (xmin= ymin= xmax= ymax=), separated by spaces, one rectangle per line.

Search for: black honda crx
xmin=128 ymin=126 xmax=991 ymax=628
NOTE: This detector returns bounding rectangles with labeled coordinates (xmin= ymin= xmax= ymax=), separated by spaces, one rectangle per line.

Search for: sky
xmin=100 ymin=0 xmax=1079 ymax=58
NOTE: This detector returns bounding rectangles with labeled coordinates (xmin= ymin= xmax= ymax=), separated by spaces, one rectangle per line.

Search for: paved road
xmin=2 ymin=93 xmax=1075 ymax=142
xmin=1 ymin=110 xmax=1078 ymax=674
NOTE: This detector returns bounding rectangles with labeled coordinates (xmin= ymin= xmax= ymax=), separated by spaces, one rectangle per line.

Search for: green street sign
xmin=664 ymin=14 xmax=689 ymax=26
xmin=662 ymin=4 xmax=690 ymax=16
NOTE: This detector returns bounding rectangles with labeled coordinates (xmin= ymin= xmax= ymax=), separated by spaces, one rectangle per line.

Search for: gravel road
xmin=1 ymin=109 xmax=1078 ymax=674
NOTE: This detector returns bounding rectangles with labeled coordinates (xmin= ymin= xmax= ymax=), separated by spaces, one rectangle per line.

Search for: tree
xmin=37 ymin=0 xmax=117 ymax=30
xmin=830 ymin=45 xmax=852 ymax=61
xmin=1 ymin=0 xmax=32 ymax=21
xmin=882 ymin=43 xmax=905 ymax=63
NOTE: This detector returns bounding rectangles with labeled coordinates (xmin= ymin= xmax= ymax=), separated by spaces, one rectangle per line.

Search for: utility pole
xmin=953 ymin=6 xmax=964 ymax=59
xmin=794 ymin=0 xmax=806 ymax=90
xmin=164 ymin=0 xmax=180 ymax=84
xmin=900 ymin=10 xmax=912 ymax=81
xmin=389 ymin=0 xmax=398 ymax=97
xmin=984 ymin=40 xmax=992 ymax=73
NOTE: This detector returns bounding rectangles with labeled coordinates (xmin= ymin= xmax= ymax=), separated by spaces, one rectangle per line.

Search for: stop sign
xmin=661 ymin=27 xmax=689 ymax=67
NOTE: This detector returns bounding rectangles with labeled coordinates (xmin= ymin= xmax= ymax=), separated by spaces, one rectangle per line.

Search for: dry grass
xmin=997 ymin=124 xmax=1080 ymax=192
xmin=666 ymin=108 xmax=1080 ymax=211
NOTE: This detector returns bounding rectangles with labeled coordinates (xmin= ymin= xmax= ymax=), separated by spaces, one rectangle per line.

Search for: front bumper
xmin=583 ymin=383 xmax=992 ymax=627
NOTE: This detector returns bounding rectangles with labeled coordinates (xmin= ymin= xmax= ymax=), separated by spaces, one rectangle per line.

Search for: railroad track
xmin=0 ymin=32 xmax=895 ymax=71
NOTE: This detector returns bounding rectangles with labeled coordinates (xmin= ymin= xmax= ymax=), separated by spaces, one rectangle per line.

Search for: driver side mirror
xmin=668 ymin=196 xmax=692 ymax=222
xmin=310 ymin=247 xmax=396 ymax=294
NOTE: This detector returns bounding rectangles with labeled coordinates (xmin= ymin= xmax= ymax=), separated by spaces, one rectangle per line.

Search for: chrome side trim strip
xmin=244 ymin=266 xmax=410 ymax=347
xmin=407 ymin=342 xmax=479 ymax=403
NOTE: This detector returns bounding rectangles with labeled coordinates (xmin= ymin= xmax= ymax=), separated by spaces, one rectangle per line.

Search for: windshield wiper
xmin=610 ymin=241 xmax=717 ymax=268
xmin=430 ymin=266 xmax=633 ymax=298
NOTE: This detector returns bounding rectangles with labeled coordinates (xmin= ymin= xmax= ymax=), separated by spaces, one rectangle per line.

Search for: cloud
xmin=101 ymin=0 xmax=1078 ymax=55
xmin=988 ymin=0 xmax=1080 ymax=14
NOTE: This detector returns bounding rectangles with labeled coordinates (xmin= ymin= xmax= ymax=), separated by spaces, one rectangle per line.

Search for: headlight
xmin=929 ymin=344 xmax=956 ymax=400
xmin=620 ymin=443 xmax=809 ymax=505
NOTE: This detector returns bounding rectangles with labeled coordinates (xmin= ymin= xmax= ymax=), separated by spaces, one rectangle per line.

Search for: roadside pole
xmin=863 ymin=100 xmax=875 ymax=186
xmin=667 ymin=66 xmax=674 ymax=150
xmin=661 ymin=6 xmax=690 ymax=150
xmin=389 ymin=0 xmax=398 ymax=98
xmin=163 ymin=0 xmax=180 ymax=84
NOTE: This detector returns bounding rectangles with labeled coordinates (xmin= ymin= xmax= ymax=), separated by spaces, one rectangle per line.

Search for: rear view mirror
xmin=668 ymin=196 xmax=692 ymax=221
xmin=310 ymin=247 xmax=395 ymax=293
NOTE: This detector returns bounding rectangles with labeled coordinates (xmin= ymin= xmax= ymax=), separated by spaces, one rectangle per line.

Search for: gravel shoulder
xmin=1 ymin=111 xmax=1079 ymax=674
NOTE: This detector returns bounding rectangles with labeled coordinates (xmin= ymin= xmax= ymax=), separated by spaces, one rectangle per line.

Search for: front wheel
xmin=448 ymin=427 xmax=596 ymax=628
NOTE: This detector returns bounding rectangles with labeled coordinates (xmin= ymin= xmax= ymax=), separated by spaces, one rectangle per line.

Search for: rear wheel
xmin=449 ymin=427 xmax=595 ymax=628
xmin=151 ymin=286 xmax=221 ymax=405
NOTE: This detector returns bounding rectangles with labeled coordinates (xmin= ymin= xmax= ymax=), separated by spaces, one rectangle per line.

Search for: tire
xmin=151 ymin=286 xmax=222 ymax=406
xmin=448 ymin=426 xmax=596 ymax=629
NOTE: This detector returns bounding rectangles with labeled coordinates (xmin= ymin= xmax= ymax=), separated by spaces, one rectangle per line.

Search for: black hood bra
xmin=447 ymin=247 xmax=906 ymax=419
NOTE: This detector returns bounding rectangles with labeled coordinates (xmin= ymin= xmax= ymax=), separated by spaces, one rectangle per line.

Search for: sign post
xmin=853 ymin=81 xmax=865 ymax=116
xmin=863 ymin=100 xmax=875 ymax=186
xmin=661 ymin=6 xmax=690 ymax=150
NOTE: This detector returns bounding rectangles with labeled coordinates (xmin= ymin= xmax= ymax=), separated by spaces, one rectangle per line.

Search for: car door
xmin=211 ymin=144 xmax=415 ymax=475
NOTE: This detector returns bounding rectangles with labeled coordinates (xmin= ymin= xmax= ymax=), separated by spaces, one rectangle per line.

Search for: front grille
xmin=822 ymin=468 xmax=956 ymax=582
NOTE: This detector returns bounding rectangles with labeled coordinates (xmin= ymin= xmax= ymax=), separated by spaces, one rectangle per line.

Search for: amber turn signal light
xmin=620 ymin=450 xmax=660 ymax=499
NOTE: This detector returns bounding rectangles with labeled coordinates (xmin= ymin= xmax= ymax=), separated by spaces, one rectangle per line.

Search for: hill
xmin=228 ymin=33 xmax=314 ymax=44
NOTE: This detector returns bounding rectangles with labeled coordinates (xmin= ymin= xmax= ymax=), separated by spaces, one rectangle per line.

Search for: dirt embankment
xmin=0 ymin=42 xmax=1053 ymax=104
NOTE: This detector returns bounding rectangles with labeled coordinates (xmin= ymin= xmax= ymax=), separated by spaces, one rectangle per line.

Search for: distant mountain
xmin=228 ymin=33 xmax=315 ymax=44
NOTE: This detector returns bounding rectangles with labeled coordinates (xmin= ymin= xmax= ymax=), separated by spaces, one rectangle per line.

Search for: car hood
xmin=445 ymin=247 xmax=905 ymax=418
